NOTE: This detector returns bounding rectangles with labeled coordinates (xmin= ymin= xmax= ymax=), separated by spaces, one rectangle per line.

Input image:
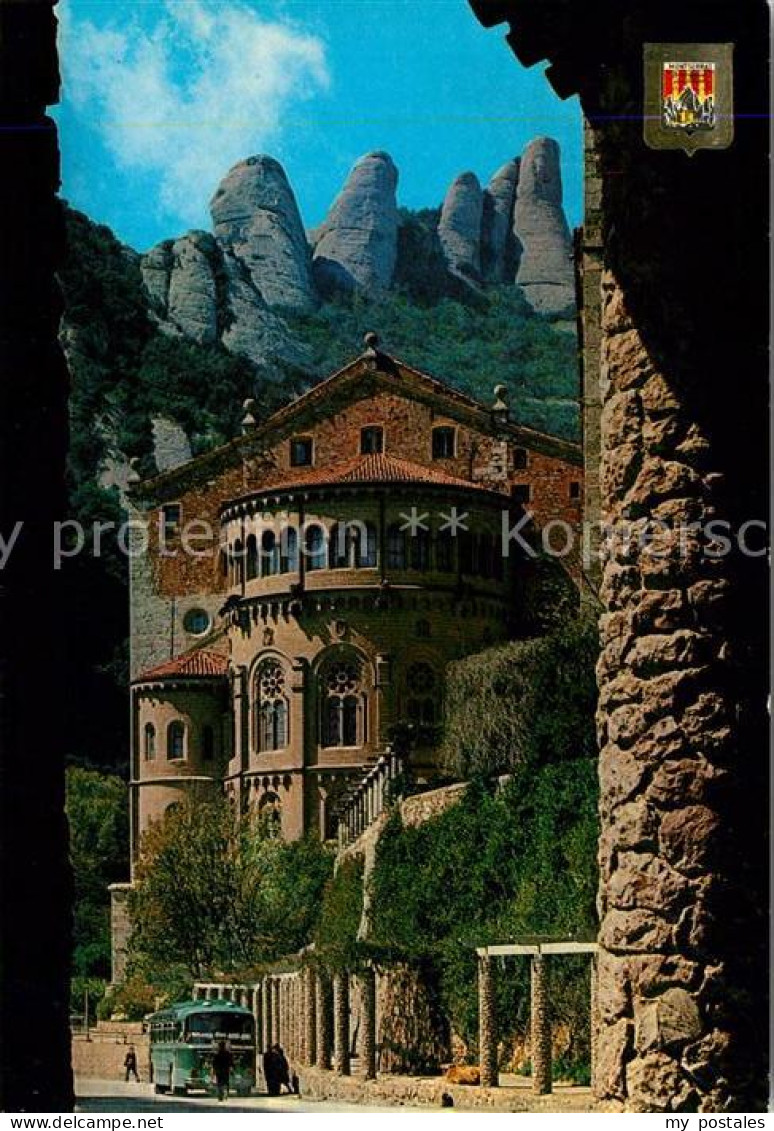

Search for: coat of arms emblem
xmin=644 ymin=43 xmax=734 ymax=155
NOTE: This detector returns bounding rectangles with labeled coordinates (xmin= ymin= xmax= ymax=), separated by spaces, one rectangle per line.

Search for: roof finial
xmin=363 ymin=330 xmax=380 ymax=356
xmin=492 ymin=383 xmax=510 ymax=424
xmin=241 ymin=397 xmax=259 ymax=433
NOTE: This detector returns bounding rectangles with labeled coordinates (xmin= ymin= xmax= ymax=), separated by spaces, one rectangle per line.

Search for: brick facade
xmin=127 ymin=346 xmax=582 ymax=863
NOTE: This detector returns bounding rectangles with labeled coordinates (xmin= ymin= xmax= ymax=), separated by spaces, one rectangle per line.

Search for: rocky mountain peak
xmin=437 ymin=172 xmax=484 ymax=283
xmin=210 ymin=155 xmax=316 ymax=315
xmin=482 ymin=158 xmax=521 ymax=282
xmin=512 ymin=137 xmax=575 ymax=318
xmin=312 ymin=151 xmax=399 ymax=298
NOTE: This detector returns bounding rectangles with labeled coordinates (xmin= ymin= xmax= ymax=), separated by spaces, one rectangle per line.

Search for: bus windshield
xmin=184 ymin=1012 xmax=254 ymax=1044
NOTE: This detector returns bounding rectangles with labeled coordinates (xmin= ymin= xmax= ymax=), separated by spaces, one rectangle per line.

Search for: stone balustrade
xmin=336 ymin=749 xmax=405 ymax=846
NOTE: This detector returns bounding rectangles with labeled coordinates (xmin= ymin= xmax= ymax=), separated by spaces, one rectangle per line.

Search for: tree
xmin=66 ymin=768 xmax=128 ymax=978
xmin=128 ymin=796 xmax=333 ymax=979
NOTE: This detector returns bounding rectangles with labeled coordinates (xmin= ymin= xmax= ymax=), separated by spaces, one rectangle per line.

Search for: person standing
xmin=212 ymin=1039 xmax=233 ymax=1102
xmin=124 ymin=1046 xmax=139 ymax=1083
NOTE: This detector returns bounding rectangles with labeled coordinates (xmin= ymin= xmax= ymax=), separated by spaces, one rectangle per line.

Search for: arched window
xmin=435 ymin=529 xmax=455 ymax=572
xmin=280 ymin=526 xmax=299 ymax=573
xmin=320 ymin=657 xmax=366 ymax=748
xmin=245 ymin=534 xmax=258 ymax=581
xmin=353 ymin=522 xmax=377 ymax=568
xmin=409 ymin=528 xmax=431 ymax=571
xmin=478 ymin=533 xmax=495 ymax=579
xmin=406 ymin=663 xmax=438 ymax=729
xmin=305 ymin=524 xmax=326 ymax=571
xmin=144 ymin=722 xmax=156 ymax=761
xmin=329 ymin=522 xmax=350 ymax=569
xmin=258 ymin=792 xmax=282 ymax=837
xmin=202 ymin=725 xmax=215 ymax=761
xmin=233 ymin=539 xmax=244 ymax=587
xmin=261 ymin=529 xmax=279 ymax=577
xmin=255 ymin=659 xmax=288 ymax=752
xmin=514 ymin=447 xmax=528 ymax=470
xmin=459 ymin=531 xmax=475 ymax=575
xmin=167 ymin=721 xmax=185 ymax=760
xmin=386 ymin=523 xmax=406 ymax=569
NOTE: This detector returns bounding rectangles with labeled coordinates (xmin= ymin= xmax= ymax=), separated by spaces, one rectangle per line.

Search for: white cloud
xmin=60 ymin=0 xmax=329 ymax=228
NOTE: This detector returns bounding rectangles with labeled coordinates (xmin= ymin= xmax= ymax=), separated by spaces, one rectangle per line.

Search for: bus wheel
xmin=172 ymin=1086 xmax=187 ymax=1096
xmin=154 ymin=1084 xmax=168 ymax=1095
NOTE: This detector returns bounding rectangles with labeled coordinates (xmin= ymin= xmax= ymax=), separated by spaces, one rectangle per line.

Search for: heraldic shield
xmin=644 ymin=43 xmax=734 ymax=155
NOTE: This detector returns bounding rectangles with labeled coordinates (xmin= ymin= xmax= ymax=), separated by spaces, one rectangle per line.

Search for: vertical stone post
xmin=252 ymin=983 xmax=263 ymax=1079
xmin=304 ymin=967 xmax=317 ymax=1066
xmin=589 ymin=955 xmax=599 ymax=1093
xmin=530 ymin=956 xmax=551 ymax=1096
xmin=273 ymin=977 xmax=282 ymax=1047
xmin=333 ymin=971 xmax=351 ymax=1076
xmin=358 ymin=966 xmax=377 ymax=1081
xmin=478 ymin=952 xmax=498 ymax=1088
xmin=315 ymin=970 xmax=333 ymax=1070
xmin=262 ymin=978 xmax=273 ymax=1051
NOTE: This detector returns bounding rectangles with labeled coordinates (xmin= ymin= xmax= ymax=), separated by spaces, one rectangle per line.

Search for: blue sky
xmin=56 ymin=0 xmax=582 ymax=253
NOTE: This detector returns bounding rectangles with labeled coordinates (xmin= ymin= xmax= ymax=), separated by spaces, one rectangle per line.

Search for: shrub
xmin=314 ymin=857 xmax=365 ymax=972
xmin=367 ymin=762 xmax=599 ymax=1078
xmin=441 ymin=615 xmax=599 ymax=779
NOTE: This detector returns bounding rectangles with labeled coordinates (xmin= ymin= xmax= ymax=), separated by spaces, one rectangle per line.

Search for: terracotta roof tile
xmin=135 ymin=648 xmax=228 ymax=684
xmin=256 ymin=452 xmax=497 ymax=495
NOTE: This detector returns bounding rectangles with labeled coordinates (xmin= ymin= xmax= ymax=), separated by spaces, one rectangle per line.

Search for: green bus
xmin=146 ymin=1000 xmax=256 ymax=1097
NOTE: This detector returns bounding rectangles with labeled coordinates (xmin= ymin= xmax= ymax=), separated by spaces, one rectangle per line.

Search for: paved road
xmin=76 ymin=1079 xmax=428 ymax=1114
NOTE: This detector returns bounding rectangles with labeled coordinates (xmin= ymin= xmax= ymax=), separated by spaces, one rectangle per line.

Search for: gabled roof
xmin=132 ymin=346 xmax=581 ymax=502
xmin=133 ymin=648 xmax=229 ymax=685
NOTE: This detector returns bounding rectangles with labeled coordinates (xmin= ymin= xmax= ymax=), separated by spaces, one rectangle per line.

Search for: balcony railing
xmin=336 ymin=748 xmax=406 ymax=846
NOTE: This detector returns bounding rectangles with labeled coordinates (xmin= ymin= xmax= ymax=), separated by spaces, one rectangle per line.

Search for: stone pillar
xmin=358 ymin=967 xmax=377 ymax=1081
xmin=252 ymin=983 xmax=263 ymax=1059
xmin=273 ymin=977 xmax=282 ymax=1046
xmin=589 ymin=956 xmax=599 ymax=1092
xmin=530 ymin=956 xmax=551 ymax=1096
xmin=478 ymin=953 xmax=498 ymax=1088
xmin=262 ymin=978 xmax=273 ymax=1050
xmin=333 ymin=971 xmax=351 ymax=1076
xmin=304 ymin=968 xmax=317 ymax=1066
xmin=315 ymin=970 xmax=333 ymax=1070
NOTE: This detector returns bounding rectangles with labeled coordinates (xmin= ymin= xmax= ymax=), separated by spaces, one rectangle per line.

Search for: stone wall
xmin=72 ymin=1029 xmax=150 ymax=1082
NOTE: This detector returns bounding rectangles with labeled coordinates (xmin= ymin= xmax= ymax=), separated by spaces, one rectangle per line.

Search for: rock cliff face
xmin=166 ymin=232 xmax=219 ymax=345
xmin=141 ymin=173 xmax=313 ymax=375
xmin=210 ymin=156 xmax=316 ymax=315
xmin=437 ymin=172 xmax=484 ymax=283
xmin=481 ymin=159 xmax=520 ymax=283
xmin=312 ymin=151 xmax=399 ymax=297
xmin=512 ymin=137 xmax=575 ymax=318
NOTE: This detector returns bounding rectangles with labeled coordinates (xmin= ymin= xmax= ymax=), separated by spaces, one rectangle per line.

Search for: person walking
xmin=274 ymin=1045 xmax=293 ymax=1095
xmin=124 ymin=1046 xmax=139 ymax=1083
xmin=212 ymin=1039 xmax=234 ymax=1102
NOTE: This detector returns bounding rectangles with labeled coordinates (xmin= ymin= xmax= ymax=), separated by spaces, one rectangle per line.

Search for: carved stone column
xmin=358 ymin=967 xmax=377 ymax=1081
xmin=333 ymin=971 xmax=351 ymax=1076
xmin=530 ymin=956 xmax=551 ymax=1096
xmin=315 ymin=969 xmax=333 ymax=1070
xmin=304 ymin=967 xmax=317 ymax=1066
xmin=478 ymin=953 xmax=498 ymax=1088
